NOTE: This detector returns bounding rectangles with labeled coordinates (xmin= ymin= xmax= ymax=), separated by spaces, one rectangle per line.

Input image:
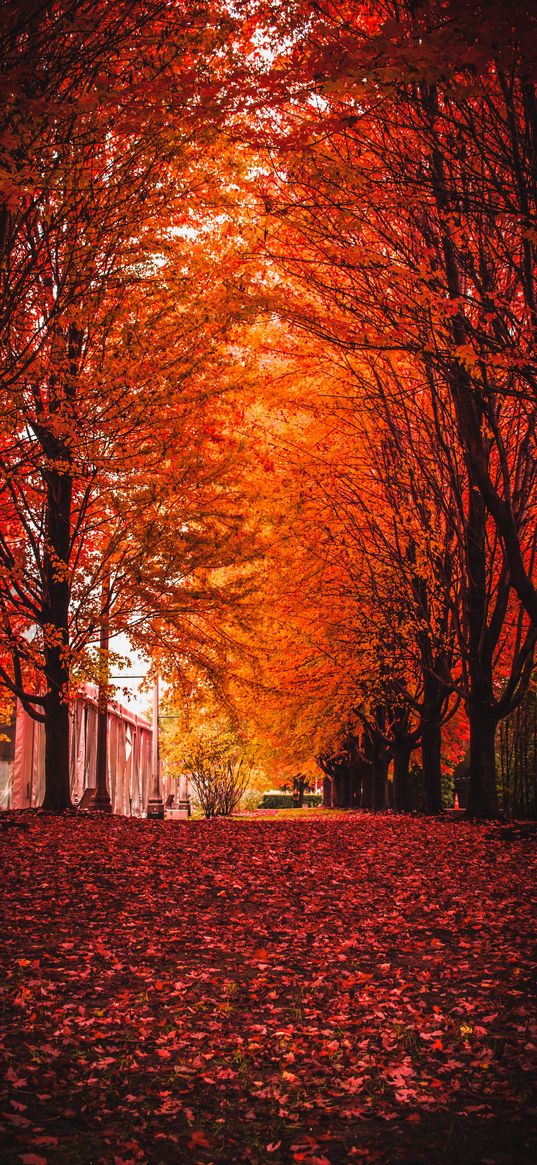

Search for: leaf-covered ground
xmin=0 ymin=812 xmax=536 ymax=1165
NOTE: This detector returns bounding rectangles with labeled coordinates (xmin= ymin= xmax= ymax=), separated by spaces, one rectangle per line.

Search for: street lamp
xmin=93 ymin=580 xmax=112 ymax=812
xmin=146 ymin=675 xmax=164 ymax=819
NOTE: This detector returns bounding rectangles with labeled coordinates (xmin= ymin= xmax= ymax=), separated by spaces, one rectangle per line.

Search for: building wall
xmin=2 ymin=689 xmax=153 ymax=814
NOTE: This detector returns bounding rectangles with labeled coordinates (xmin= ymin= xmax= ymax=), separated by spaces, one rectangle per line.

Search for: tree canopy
xmin=1 ymin=0 xmax=536 ymax=817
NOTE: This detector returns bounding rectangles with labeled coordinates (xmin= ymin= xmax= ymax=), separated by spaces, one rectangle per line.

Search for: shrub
xmin=257 ymin=792 xmax=323 ymax=809
xmin=186 ymin=747 xmax=251 ymax=818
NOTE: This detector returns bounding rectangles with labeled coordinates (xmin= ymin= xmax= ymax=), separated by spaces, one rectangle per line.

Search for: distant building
xmin=0 ymin=687 xmax=153 ymax=815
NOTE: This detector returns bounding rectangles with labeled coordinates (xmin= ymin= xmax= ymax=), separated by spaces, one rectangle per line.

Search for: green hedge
xmin=257 ymin=793 xmax=323 ymax=809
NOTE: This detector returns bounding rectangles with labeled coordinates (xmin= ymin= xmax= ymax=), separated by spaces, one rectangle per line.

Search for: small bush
xmin=257 ymin=792 xmax=323 ymax=809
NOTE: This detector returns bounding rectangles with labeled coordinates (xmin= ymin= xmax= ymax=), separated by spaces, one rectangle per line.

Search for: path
xmin=0 ymin=812 xmax=536 ymax=1163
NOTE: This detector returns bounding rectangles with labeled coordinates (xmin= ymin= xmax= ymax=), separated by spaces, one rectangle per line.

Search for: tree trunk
xmin=40 ymin=325 xmax=81 ymax=811
xmin=350 ymin=759 xmax=361 ymax=808
xmin=43 ymin=659 xmax=71 ymax=811
xmin=465 ymin=482 xmax=499 ymax=819
xmin=372 ymin=753 xmax=387 ymax=811
xmin=322 ymin=776 xmax=333 ymax=807
xmin=368 ymin=732 xmax=387 ymax=812
xmin=421 ymin=717 xmax=443 ymax=813
xmin=361 ymin=762 xmax=373 ymax=810
xmin=467 ymin=703 xmax=499 ymax=818
xmin=41 ymin=461 xmax=73 ymax=811
xmin=294 ymin=774 xmax=306 ymax=808
xmin=344 ymin=765 xmax=353 ymax=807
xmin=362 ymin=721 xmax=387 ymax=811
xmin=393 ymin=742 xmax=412 ymax=811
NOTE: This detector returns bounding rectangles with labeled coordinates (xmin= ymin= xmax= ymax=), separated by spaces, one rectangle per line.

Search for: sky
xmin=108 ymin=633 xmax=151 ymax=718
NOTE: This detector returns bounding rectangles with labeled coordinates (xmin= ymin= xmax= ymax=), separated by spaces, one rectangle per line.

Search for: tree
xmin=276 ymin=0 xmax=537 ymax=625
xmin=163 ymin=691 xmax=255 ymax=818
xmin=0 ymin=0 xmax=255 ymax=808
xmin=243 ymin=1 xmax=537 ymax=815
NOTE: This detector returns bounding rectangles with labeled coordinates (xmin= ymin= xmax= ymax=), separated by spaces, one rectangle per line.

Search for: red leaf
xmin=188 ymin=1131 xmax=210 ymax=1149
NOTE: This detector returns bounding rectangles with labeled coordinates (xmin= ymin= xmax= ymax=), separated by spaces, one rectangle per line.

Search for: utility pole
xmin=147 ymin=675 xmax=164 ymax=819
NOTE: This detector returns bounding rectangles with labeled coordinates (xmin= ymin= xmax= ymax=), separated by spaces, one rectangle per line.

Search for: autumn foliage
xmin=1 ymin=8 xmax=537 ymax=810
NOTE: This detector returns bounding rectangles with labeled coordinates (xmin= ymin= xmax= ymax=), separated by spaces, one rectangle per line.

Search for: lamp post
xmin=178 ymin=771 xmax=191 ymax=816
xmin=93 ymin=580 xmax=112 ymax=812
xmin=147 ymin=675 xmax=164 ymax=819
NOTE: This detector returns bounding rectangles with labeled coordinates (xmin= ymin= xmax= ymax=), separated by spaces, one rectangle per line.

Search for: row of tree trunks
xmin=319 ymin=732 xmax=389 ymax=811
